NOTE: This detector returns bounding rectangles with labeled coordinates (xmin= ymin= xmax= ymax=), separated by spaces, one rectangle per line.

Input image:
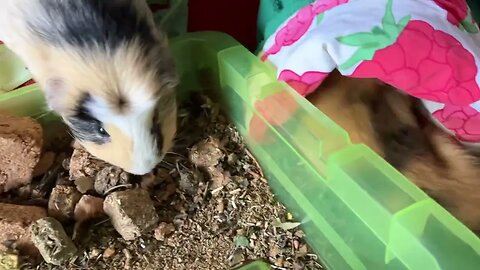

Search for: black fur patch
xmin=28 ymin=0 xmax=155 ymax=50
xmin=410 ymin=98 xmax=449 ymax=168
xmin=151 ymin=105 xmax=164 ymax=154
xmin=67 ymin=93 xmax=111 ymax=145
xmin=368 ymin=90 xmax=430 ymax=170
xmin=115 ymin=94 xmax=129 ymax=113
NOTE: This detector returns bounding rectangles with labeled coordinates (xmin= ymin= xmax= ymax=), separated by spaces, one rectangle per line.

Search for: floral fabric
xmin=260 ymin=0 xmax=480 ymax=144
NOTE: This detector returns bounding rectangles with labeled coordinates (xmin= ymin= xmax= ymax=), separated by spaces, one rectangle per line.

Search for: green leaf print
xmin=336 ymin=0 xmax=411 ymax=70
xmin=316 ymin=13 xmax=325 ymax=25
xmin=461 ymin=20 xmax=480 ymax=33
xmin=338 ymin=48 xmax=377 ymax=73
xmin=371 ymin=26 xmax=386 ymax=36
xmin=337 ymin=32 xmax=379 ymax=46
xmin=460 ymin=11 xmax=479 ymax=34
xmin=381 ymin=0 xmax=396 ymax=33
xmin=397 ymin=15 xmax=410 ymax=30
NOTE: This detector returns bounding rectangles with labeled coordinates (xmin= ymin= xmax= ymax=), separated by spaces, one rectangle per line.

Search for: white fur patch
xmin=87 ymin=95 xmax=161 ymax=175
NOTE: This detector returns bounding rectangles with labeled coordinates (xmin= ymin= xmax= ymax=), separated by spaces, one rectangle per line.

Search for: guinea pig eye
xmin=68 ymin=93 xmax=111 ymax=144
xmin=98 ymin=126 xmax=108 ymax=136
xmin=98 ymin=127 xmax=107 ymax=135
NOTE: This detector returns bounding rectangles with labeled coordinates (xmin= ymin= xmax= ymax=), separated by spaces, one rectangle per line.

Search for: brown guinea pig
xmin=0 ymin=0 xmax=178 ymax=175
xmin=308 ymin=71 xmax=480 ymax=232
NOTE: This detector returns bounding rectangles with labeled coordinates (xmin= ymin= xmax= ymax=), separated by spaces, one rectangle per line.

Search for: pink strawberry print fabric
xmin=260 ymin=0 xmax=480 ymax=144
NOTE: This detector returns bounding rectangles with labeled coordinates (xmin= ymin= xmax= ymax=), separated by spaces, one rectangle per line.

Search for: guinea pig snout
xmin=128 ymin=155 xmax=162 ymax=175
xmin=76 ymin=123 xmax=165 ymax=176
xmin=129 ymin=120 xmax=172 ymax=175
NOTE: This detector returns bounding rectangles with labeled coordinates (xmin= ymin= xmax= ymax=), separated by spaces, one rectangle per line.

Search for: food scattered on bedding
xmin=74 ymin=176 xmax=95 ymax=194
xmin=94 ymin=166 xmax=131 ymax=195
xmin=0 ymin=203 xmax=46 ymax=255
xmin=32 ymin=152 xmax=56 ymax=178
xmin=69 ymin=146 xmax=107 ymax=181
xmin=47 ymin=186 xmax=82 ymax=223
xmin=0 ymin=114 xmax=42 ymax=193
xmin=153 ymin=222 xmax=176 ymax=241
xmin=0 ymin=94 xmax=322 ymax=269
xmin=103 ymin=189 xmax=159 ymax=241
xmin=30 ymin=217 xmax=78 ymax=266
xmin=74 ymin=195 xmax=105 ymax=223
xmin=0 ymin=251 xmax=19 ymax=270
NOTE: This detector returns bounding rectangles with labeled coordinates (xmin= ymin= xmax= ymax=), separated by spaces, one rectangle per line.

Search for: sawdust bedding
xmin=22 ymin=94 xmax=323 ymax=270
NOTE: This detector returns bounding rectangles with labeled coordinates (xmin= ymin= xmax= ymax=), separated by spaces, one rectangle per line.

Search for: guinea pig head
xmin=43 ymin=43 xmax=178 ymax=175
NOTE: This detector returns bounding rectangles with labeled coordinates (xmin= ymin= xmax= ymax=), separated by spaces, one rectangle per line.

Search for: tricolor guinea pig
xmin=0 ymin=0 xmax=178 ymax=175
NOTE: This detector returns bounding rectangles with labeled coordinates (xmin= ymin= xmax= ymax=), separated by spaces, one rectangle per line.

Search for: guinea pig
xmin=308 ymin=71 xmax=480 ymax=232
xmin=0 ymin=0 xmax=178 ymax=175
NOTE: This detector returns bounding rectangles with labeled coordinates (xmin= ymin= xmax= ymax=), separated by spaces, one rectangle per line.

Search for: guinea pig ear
xmin=43 ymin=78 xmax=68 ymax=113
xmin=163 ymin=71 xmax=179 ymax=89
xmin=156 ymin=53 xmax=179 ymax=90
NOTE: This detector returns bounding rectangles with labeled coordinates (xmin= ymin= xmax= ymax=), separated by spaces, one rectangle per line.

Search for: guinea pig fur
xmin=308 ymin=71 xmax=480 ymax=231
xmin=0 ymin=0 xmax=178 ymax=175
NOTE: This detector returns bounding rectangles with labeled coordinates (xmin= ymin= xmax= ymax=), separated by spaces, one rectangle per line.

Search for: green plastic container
xmin=0 ymin=45 xmax=32 ymax=93
xmin=1 ymin=32 xmax=480 ymax=270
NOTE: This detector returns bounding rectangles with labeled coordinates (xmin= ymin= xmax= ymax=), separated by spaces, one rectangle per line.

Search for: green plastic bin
xmin=1 ymin=32 xmax=480 ymax=270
